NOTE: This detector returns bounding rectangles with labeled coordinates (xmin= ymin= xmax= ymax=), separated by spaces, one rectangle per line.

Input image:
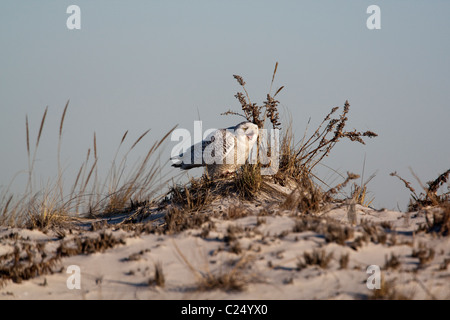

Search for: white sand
xmin=1 ymin=197 xmax=449 ymax=300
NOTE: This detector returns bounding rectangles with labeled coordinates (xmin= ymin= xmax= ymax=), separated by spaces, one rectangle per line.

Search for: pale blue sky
xmin=1 ymin=1 xmax=449 ymax=210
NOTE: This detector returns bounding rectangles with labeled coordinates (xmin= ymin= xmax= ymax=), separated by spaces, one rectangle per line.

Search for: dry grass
xmin=292 ymin=216 xmax=323 ymax=233
xmin=196 ymin=266 xmax=247 ymax=292
xmin=424 ymin=204 xmax=450 ymax=236
xmin=233 ymin=163 xmax=263 ymax=200
xmin=0 ymin=102 xmax=175 ymax=228
xmin=360 ymin=219 xmax=388 ymax=244
xmin=297 ymin=249 xmax=333 ymax=270
xmin=324 ymin=223 xmax=354 ymax=245
xmin=167 ymin=64 xmax=377 ymax=217
xmin=339 ymin=253 xmax=350 ymax=269
xmin=273 ymin=105 xmax=376 ymax=213
xmin=390 ymin=170 xmax=449 ymax=237
xmin=0 ymin=243 xmax=60 ymax=288
xmin=292 ymin=216 xmax=354 ymax=246
xmin=275 ymin=100 xmax=377 ymax=186
xmin=223 ymin=63 xmax=282 ymax=130
xmin=163 ymin=206 xmax=211 ymax=234
xmin=173 ymin=240 xmax=253 ymax=292
xmin=167 ymin=176 xmax=218 ymax=213
xmin=281 ymin=173 xmax=328 ymax=214
xmin=369 ymin=277 xmax=414 ymax=300
xmin=56 ymin=231 xmax=125 ymax=256
xmin=384 ymin=253 xmax=401 ymax=270
xmin=0 ymin=231 xmax=125 ymax=288
xmin=226 ymin=205 xmax=250 ymax=220
xmin=148 ymin=261 xmax=165 ymax=287
xmin=412 ymin=243 xmax=436 ymax=268
xmin=351 ymin=184 xmax=374 ymax=207
xmin=390 ymin=169 xmax=450 ymax=211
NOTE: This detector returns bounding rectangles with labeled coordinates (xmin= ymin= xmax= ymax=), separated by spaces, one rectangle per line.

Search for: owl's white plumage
xmin=172 ymin=122 xmax=259 ymax=177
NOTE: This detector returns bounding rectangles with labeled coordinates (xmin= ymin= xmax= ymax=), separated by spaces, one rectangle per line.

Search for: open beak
xmin=246 ymin=133 xmax=254 ymax=140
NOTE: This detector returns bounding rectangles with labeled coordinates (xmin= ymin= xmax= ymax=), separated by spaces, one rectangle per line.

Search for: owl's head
xmin=234 ymin=121 xmax=259 ymax=145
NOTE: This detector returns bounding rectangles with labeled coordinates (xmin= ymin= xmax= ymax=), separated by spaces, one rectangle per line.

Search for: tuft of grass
xmin=163 ymin=206 xmax=211 ymax=234
xmin=0 ymin=231 xmax=125 ymax=287
xmin=326 ymin=172 xmax=360 ymax=197
xmin=25 ymin=190 xmax=70 ymax=231
xmin=424 ymin=204 xmax=450 ymax=236
xmin=0 ymin=243 xmax=60 ymax=287
xmin=360 ymin=220 xmax=388 ymax=244
xmin=391 ymin=171 xmax=449 ymax=236
xmin=351 ymin=184 xmax=375 ymax=207
xmin=339 ymin=253 xmax=350 ymax=269
xmin=281 ymin=173 xmax=327 ymax=214
xmin=350 ymin=155 xmax=376 ymax=207
xmin=324 ymin=223 xmax=354 ymax=245
xmin=233 ymin=163 xmax=262 ymax=200
xmin=0 ymin=102 xmax=175 ymax=228
xmin=369 ymin=277 xmax=413 ymax=300
xmin=412 ymin=244 xmax=435 ymax=268
xmin=292 ymin=216 xmax=323 ymax=233
xmin=439 ymin=258 xmax=450 ymax=271
xmin=173 ymin=241 xmax=252 ymax=293
xmin=384 ymin=253 xmax=401 ymax=270
xmin=167 ymin=176 xmax=217 ymax=213
xmin=275 ymin=100 xmax=377 ymax=187
xmin=226 ymin=205 xmax=249 ymax=220
xmin=291 ymin=216 xmax=354 ymax=246
xmin=297 ymin=249 xmax=333 ymax=270
xmin=148 ymin=262 xmax=165 ymax=287
xmin=195 ymin=255 xmax=254 ymax=293
xmin=56 ymin=231 xmax=125 ymax=257
xmin=390 ymin=169 xmax=450 ymax=211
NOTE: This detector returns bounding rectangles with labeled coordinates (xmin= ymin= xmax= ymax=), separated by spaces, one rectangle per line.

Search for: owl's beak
xmin=246 ymin=132 xmax=255 ymax=140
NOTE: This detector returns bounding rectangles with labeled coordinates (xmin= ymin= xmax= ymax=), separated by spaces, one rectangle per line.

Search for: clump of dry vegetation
xmin=56 ymin=231 xmax=125 ymax=257
xmin=219 ymin=63 xmax=377 ymax=207
xmin=324 ymin=223 xmax=354 ymax=245
xmin=233 ymin=163 xmax=263 ymax=200
xmin=384 ymin=253 xmax=401 ymax=270
xmin=273 ymin=101 xmax=377 ymax=192
xmin=167 ymin=176 xmax=218 ymax=212
xmin=196 ymin=265 xmax=248 ymax=292
xmin=339 ymin=253 xmax=350 ymax=269
xmin=0 ymin=102 xmax=175 ymax=229
xmin=222 ymin=64 xmax=282 ymax=130
xmin=148 ymin=262 xmax=165 ymax=287
xmin=369 ymin=277 xmax=413 ymax=300
xmin=391 ymin=170 xmax=449 ymax=237
xmin=412 ymin=243 xmax=436 ymax=268
xmin=292 ymin=216 xmax=354 ymax=246
xmin=0 ymin=231 xmax=125 ymax=288
xmin=297 ymin=249 xmax=333 ymax=270
xmin=163 ymin=206 xmax=211 ymax=234
xmin=159 ymin=63 xmax=379 ymax=220
xmin=424 ymin=204 xmax=450 ymax=236
xmin=390 ymin=169 xmax=450 ymax=211
xmin=0 ymin=242 xmax=60 ymax=287
xmin=173 ymin=241 xmax=253 ymax=292
xmin=282 ymin=173 xmax=327 ymax=214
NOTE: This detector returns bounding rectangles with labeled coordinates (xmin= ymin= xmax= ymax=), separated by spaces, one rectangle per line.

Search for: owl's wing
xmin=172 ymin=128 xmax=239 ymax=169
xmin=202 ymin=128 xmax=237 ymax=165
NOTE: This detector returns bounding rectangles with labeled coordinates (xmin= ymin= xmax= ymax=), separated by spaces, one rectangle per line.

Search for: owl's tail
xmin=171 ymin=160 xmax=203 ymax=170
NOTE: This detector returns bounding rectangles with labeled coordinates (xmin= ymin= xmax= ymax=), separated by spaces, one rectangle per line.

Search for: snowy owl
xmin=171 ymin=121 xmax=259 ymax=177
